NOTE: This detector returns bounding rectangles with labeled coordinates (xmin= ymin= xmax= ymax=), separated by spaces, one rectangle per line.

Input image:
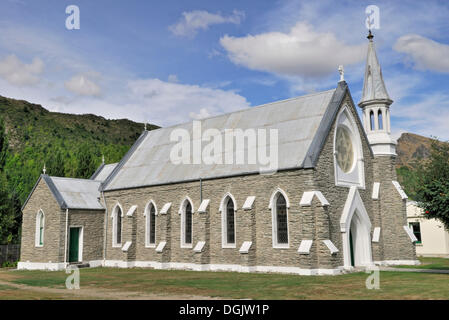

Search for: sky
xmin=0 ymin=0 xmax=449 ymax=140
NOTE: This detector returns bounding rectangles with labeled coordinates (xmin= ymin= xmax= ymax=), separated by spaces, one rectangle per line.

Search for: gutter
xmin=102 ymin=191 xmax=108 ymax=266
xmin=63 ymin=208 xmax=68 ymax=268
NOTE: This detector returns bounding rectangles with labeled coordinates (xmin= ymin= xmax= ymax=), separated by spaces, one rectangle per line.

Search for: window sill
xmin=35 ymin=244 xmax=43 ymax=248
xmin=181 ymin=244 xmax=193 ymax=249
xmin=112 ymin=244 xmax=122 ymax=248
xmin=145 ymin=244 xmax=156 ymax=248
xmin=222 ymin=244 xmax=237 ymax=249
xmin=273 ymin=244 xmax=289 ymax=249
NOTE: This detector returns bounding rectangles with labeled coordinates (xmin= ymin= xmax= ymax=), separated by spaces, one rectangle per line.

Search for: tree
xmin=0 ymin=118 xmax=18 ymax=244
xmin=74 ymin=143 xmax=98 ymax=178
xmin=46 ymin=149 xmax=65 ymax=177
xmin=415 ymin=138 xmax=449 ymax=230
xmin=0 ymin=118 xmax=7 ymax=171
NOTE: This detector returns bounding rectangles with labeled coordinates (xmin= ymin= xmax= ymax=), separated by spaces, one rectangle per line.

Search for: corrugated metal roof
xmin=92 ymin=163 xmax=118 ymax=182
xmin=48 ymin=177 xmax=104 ymax=210
xmin=104 ymin=88 xmax=338 ymax=191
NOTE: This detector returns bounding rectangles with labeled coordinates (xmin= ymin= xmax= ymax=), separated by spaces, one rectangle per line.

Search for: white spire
xmin=359 ymin=31 xmax=392 ymax=105
xmin=358 ymin=31 xmax=396 ymax=156
xmin=43 ymin=163 xmax=46 ymax=175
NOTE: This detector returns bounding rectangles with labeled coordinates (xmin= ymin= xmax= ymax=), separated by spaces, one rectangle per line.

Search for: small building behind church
xmin=407 ymin=201 xmax=449 ymax=258
xmin=18 ymin=33 xmax=419 ymax=274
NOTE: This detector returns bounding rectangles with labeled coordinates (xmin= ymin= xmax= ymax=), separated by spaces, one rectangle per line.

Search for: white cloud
xmin=189 ymin=108 xmax=211 ymax=120
xmin=167 ymin=74 xmax=179 ymax=83
xmin=0 ymin=54 xmax=43 ymax=86
xmin=394 ymin=34 xmax=449 ymax=73
xmin=220 ymin=22 xmax=365 ymax=78
xmin=126 ymin=78 xmax=250 ymax=125
xmin=169 ymin=10 xmax=245 ymax=38
xmin=64 ymin=74 xmax=101 ymax=97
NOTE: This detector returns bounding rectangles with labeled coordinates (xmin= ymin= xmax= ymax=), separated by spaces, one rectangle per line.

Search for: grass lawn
xmin=1 ymin=264 xmax=449 ymax=300
xmin=398 ymin=257 xmax=449 ymax=270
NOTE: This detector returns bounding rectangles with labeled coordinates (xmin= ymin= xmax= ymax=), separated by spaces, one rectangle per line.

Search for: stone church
xmin=18 ymin=33 xmax=419 ymax=274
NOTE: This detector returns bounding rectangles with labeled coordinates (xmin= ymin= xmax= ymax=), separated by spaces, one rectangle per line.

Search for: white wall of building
xmin=406 ymin=201 xmax=449 ymax=257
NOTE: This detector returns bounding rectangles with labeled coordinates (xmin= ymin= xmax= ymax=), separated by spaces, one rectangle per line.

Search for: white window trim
xmin=270 ymin=189 xmax=290 ymax=249
xmin=333 ymin=106 xmax=366 ymax=189
xmin=144 ymin=200 xmax=157 ymax=248
xmin=180 ymin=197 xmax=194 ymax=249
xmin=219 ymin=193 xmax=237 ymax=249
xmin=111 ymin=203 xmax=123 ymax=248
xmin=35 ymin=210 xmax=45 ymax=247
xmin=69 ymin=225 xmax=83 ymax=262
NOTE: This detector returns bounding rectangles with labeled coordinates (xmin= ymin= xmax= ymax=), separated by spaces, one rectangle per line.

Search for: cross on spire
xmin=43 ymin=163 xmax=46 ymax=175
xmin=367 ymin=29 xmax=374 ymax=41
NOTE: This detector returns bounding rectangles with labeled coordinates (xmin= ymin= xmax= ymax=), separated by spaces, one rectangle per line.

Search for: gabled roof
xmin=22 ymin=175 xmax=104 ymax=211
xmin=102 ymin=82 xmax=352 ymax=191
xmin=91 ymin=163 xmax=118 ymax=181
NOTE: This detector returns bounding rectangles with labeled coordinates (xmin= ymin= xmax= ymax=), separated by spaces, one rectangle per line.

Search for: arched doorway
xmin=348 ymin=210 xmax=372 ymax=266
xmin=340 ymin=187 xmax=374 ymax=268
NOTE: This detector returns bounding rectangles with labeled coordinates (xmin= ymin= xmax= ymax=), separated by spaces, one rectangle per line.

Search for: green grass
xmin=397 ymin=257 xmax=449 ymax=270
xmin=3 ymin=267 xmax=449 ymax=300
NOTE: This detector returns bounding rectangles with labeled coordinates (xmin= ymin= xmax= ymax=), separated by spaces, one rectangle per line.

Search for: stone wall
xmin=67 ymin=210 xmax=104 ymax=262
xmin=20 ymin=178 xmax=65 ymax=263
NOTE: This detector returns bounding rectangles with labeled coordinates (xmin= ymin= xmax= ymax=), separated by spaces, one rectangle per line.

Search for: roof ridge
xmin=50 ymin=176 xmax=102 ymax=183
xmin=144 ymin=88 xmax=337 ymax=134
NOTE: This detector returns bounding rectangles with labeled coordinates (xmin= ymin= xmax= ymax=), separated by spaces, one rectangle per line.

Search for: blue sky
xmin=0 ymin=0 xmax=449 ymax=140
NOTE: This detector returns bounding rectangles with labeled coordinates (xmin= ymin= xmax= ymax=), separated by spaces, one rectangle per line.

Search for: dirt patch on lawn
xmin=0 ymin=278 xmax=223 ymax=300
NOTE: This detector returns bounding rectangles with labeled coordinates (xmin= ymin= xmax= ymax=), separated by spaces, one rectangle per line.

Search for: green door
xmin=69 ymin=228 xmax=80 ymax=263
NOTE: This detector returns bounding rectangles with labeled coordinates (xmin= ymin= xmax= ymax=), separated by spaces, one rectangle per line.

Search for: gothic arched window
xmin=378 ymin=110 xmax=383 ymax=130
xmin=225 ymin=198 xmax=235 ymax=245
xmin=275 ymin=194 xmax=288 ymax=245
xmin=181 ymin=200 xmax=193 ymax=247
xmin=112 ymin=205 xmax=122 ymax=247
xmin=35 ymin=210 xmax=45 ymax=247
xmin=370 ymin=111 xmax=375 ymax=130
xmin=145 ymin=202 xmax=157 ymax=247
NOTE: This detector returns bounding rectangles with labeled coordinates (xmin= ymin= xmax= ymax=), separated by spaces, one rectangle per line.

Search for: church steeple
xmin=359 ymin=31 xmax=397 ymax=156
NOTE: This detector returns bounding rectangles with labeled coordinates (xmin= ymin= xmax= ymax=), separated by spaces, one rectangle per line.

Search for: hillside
xmin=396 ymin=132 xmax=433 ymax=168
xmin=0 ymin=95 xmax=158 ymax=204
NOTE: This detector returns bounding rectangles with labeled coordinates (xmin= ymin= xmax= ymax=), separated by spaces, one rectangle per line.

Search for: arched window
xmin=180 ymin=199 xmax=193 ymax=247
xmin=370 ymin=111 xmax=375 ymax=130
xmin=226 ymin=198 xmax=235 ymax=244
xmin=275 ymin=194 xmax=288 ymax=245
xmin=220 ymin=194 xmax=236 ymax=247
xmin=145 ymin=202 xmax=157 ymax=247
xmin=270 ymin=189 xmax=289 ymax=248
xmin=112 ymin=205 xmax=122 ymax=247
xmin=35 ymin=210 xmax=45 ymax=247
xmin=378 ymin=110 xmax=383 ymax=130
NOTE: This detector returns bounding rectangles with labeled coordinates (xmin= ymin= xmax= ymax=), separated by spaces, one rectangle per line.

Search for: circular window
xmin=336 ymin=126 xmax=355 ymax=173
